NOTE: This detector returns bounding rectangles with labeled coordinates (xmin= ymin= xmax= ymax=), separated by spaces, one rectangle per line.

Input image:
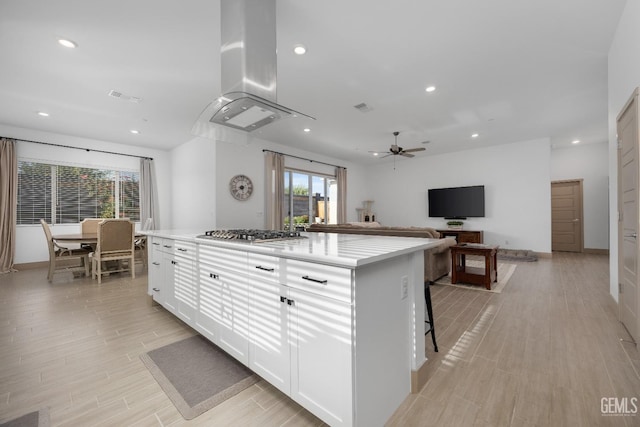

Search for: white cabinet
xmin=247 ymin=254 xmax=354 ymax=426
xmin=196 ymin=246 xmax=249 ymax=365
xmin=289 ymin=288 xmax=353 ymax=427
xmin=247 ymin=253 xmax=290 ymax=394
xmin=147 ymin=237 xmax=196 ymax=321
xmin=172 ymin=240 xmax=197 ymax=324
xmin=148 ymin=237 xmax=176 ymax=313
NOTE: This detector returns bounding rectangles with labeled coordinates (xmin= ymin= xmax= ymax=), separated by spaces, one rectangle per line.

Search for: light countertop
xmin=143 ymin=229 xmax=440 ymax=268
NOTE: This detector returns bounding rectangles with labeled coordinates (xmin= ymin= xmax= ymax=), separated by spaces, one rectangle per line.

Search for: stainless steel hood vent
xmin=193 ymin=0 xmax=313 ymax=137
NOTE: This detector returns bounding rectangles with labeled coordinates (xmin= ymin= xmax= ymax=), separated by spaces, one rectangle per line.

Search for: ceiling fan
xmin=371 ymin=131 xmax=427 ymax=158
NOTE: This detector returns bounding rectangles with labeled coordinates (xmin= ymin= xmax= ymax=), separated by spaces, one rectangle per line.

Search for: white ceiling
xmin=0 ymin=0 xmax=627 ymax=163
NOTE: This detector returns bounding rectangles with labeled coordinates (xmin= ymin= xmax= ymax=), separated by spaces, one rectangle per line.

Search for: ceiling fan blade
xmin=400 ymin=153 xmax=415 ymax=158
xmin=380 ymin=153 xmax=393 ymax=158
xmin=402 ymin=147 xmax=426 ymax=153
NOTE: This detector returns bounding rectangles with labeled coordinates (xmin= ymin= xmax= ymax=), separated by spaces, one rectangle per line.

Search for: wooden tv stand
xmin=436 ymin=229 xmax=483 ymax=244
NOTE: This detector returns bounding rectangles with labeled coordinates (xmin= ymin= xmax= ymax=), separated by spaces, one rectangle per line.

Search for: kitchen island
xmin=145 ymin=230 xmax=440 ymax=427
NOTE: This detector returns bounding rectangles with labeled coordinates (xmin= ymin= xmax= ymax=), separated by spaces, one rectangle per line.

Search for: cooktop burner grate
xmin=196 ymin=229 xmax=306 ymax=242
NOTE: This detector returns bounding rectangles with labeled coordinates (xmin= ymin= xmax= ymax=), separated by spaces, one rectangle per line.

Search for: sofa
xmin=306 ymin=223 xmax=456 ymax=284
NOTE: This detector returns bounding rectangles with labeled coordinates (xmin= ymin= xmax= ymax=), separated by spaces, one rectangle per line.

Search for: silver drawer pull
xmin=163 ymin=245 xmax=172 ymax=248
xmin=210 ymin=273 xmax=219 ymax=279
xmin=152 ymin=288 xmax=160 ymax=292
xmin=177 ymin=248 xmax=188 ymax=252
xmin=152 ymin=262 xmax=160 ymax=266
xmin=256 ymin=265 xmax=275 ymax=272
xmin=302 ymin=275 xmax=328 ymax=285
xmin=152 ymin=242 xmax=160 ymax=246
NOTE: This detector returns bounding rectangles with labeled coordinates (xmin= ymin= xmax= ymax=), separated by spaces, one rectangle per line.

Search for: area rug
xmin=0 ymin=408 xmax=49 ymax=427
xmin=497 ymin=248 xmax=538 ymax=262
xmin=140 ymin=335 xmax=258 ymax=420
xmin=434 ymin=261 xmax=517 ymax=293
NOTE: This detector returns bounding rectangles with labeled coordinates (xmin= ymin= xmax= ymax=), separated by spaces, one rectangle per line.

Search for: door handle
xmin=573 ymin=219 xmax=580 ymax=222
xmin=625 ymin=233 xmax=637 ymax=239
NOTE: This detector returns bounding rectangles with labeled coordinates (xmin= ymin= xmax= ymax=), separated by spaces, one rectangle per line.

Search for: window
xmin=17 ymin=161 xmax=140 ymax=225
xmin=283 ymin=169 xmax=337 ymax=230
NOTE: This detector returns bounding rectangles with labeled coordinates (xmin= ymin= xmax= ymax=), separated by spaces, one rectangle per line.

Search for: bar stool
xmin=424 ymin=281 xmax=438 ymax=352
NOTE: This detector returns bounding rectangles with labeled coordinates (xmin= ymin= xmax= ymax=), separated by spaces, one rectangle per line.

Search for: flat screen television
xmin=428 ymin=185 xmax=485 ymax=219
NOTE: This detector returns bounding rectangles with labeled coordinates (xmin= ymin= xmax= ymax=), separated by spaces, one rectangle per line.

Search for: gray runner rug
xmin=140 ymin=335 xmax=258 ymax=420
xmin=0 ymin=408 xmax=49 ymax=427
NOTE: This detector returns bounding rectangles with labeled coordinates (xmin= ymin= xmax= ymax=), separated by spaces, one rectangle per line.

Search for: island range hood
xmin=192 ymin=0 xmax=313 ymax=137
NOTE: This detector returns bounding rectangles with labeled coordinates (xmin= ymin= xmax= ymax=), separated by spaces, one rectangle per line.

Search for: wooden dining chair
xmin=40 ymin=219 xmax=91 ymax=282
xmin=134 ymin=218 xmax=153 ymax=269
xmin=92 ymin=219 xmax=135 ymax=284
xmin=80 ymin=218 xmax=102 ymax=250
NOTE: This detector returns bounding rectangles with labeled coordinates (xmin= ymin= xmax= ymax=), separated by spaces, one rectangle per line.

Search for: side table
xmin=450 ymin=243 xmax=499 ymax=290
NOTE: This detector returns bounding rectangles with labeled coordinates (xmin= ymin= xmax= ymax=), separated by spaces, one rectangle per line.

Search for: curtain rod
xmin=9 ymin=137 xmax=153 ymax=160
xmin=262 ymin=149 xmax=345 ymax=170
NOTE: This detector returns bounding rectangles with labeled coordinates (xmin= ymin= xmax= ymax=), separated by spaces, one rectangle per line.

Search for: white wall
xmin=3 ymin=124 xmax=172 ymax=264
xmin=551 ymin=142 xmax=609 ymax=250
xmin=170 ymin=130 xmax=368 ymax=230
xmin=608 ymin=0 xmax=640 ymax=301
xmin=170 ymin=137 xmax=216 ymax=230
xmin=363 ymin=138 xmax=552 ymax=253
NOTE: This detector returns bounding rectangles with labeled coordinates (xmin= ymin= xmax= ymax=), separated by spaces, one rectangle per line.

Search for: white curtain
xmin=336 ymin=167 xmax=347 ymax=224
xmin=0 ymin=138 xmax=17 ymax=273
xmin=265 ymin=152 xmax=284 ymax=229
xmin=139 ymin=158 xmax=158 ymax=230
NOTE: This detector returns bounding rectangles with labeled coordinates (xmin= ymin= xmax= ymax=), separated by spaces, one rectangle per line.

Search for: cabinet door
xmin=289 ymin=288 xmax=353 ymax=427
xmin=162 ymin=252 xmax=177 ymax=314
xmin=248 ymin=281 xmax=290 ymax=394
xmin=173 ymin=255 xmax=197 ymax=325
xmin=196 ymin=263 xmax=222 ymax=344
xmin=148 ymin=239 xmax=164 ymax=303
xmin=217 ymin=266 xmax=249 ymax=364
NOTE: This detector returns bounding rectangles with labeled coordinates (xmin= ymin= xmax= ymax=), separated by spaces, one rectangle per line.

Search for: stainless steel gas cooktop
xmin=196 ymin=229 xmax=306 ymax=243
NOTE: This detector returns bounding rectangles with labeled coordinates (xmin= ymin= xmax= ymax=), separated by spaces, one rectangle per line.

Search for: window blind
xmin=17 ymin=161 xmax=140 ymax=225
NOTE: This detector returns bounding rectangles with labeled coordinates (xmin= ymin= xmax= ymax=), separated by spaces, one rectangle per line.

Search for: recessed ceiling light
xmin=471 ymin=133 xmax=479 ymax=138
xmin=37 ymin=111 xmax=49 ymax=117
xmin=57 ymin=38 xmax=77 ymax=48
xmin=425 ymin=86 xmax=436 ymax=93
xmin=572 ymin=139 xmax=580 ymax=144
xmin=130 ymin=130 xmax=140 ymax=134
xmin=303 ymin=128 xmax=311 ymax=133
xmin=294 ymin=45 xmax=307 ymax=55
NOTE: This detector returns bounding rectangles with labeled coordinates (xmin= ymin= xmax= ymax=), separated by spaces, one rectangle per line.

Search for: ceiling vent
xmin=354 ymin=102 xmax=373 ymax=113
xmin=107 ymin=90 xmax=142 ymax=103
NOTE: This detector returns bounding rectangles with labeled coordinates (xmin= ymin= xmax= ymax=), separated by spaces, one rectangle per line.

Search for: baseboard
xmin=13 ymin=261 xmax=48 ymax=270
xmin=584 ymin=248 xmax=610 ymax=255
xmin=410 ymin=359 xmax=430 ymax=393
xmin=535 ymin=252 xmax=553 ymax=259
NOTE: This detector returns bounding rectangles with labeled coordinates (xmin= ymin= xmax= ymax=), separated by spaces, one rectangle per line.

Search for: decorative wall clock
xmin=229 ymin=174 xmax=253 ymax=201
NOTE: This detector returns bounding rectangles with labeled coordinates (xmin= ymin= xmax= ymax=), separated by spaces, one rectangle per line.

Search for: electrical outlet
xmin=401 ymin=276 xmax=408 ymax=300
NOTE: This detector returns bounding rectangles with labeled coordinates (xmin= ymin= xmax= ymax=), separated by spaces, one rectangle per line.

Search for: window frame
xmin=16 ymin=158 xmax=141 ymax=226
xmin=283 ymin=167 xmax=337 ymax=230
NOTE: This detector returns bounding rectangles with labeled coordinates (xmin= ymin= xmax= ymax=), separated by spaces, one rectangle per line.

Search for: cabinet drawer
xmin=149 ymin=237 xmax=177 ymax=253
xmin=284 ymin=259 xmax=353 ymax=303
xmin=174 ymin=240 xmax=196 ymax=258
xmin=198 ymin=245 xmax=247 ymax=274
xmin=247 ymin=253 xmax=282 ymax=283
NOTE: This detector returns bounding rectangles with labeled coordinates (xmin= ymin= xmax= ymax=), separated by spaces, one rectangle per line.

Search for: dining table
xmin=52 ymin=232 xmax=145 ymax=244
xmin=52 ymin=232 xmax=147 ymax=272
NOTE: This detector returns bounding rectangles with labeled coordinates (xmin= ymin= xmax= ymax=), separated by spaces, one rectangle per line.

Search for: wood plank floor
xmin=1 ymin=252 xmax=639 ymax=426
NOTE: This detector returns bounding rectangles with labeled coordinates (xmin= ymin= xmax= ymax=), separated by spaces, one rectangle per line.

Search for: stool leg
xmin=425 ymin=281 xmax=438 ymax=352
